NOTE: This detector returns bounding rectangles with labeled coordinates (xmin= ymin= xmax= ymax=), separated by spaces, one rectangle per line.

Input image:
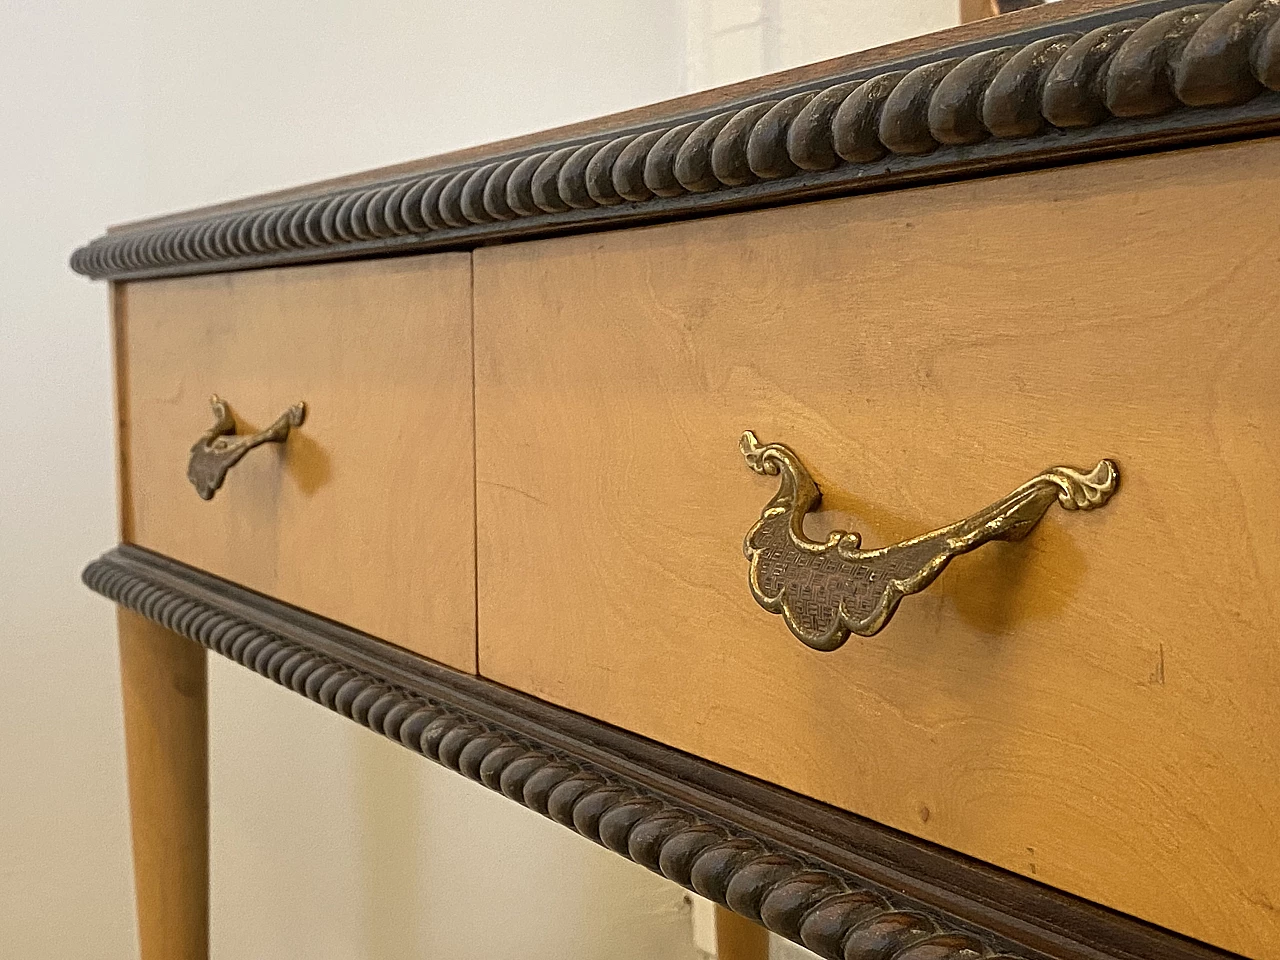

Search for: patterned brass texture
xmin=741 ymin=431 xmax=1118 ymax=650
xmin=187 ymin=395 xmax=306 ymax=500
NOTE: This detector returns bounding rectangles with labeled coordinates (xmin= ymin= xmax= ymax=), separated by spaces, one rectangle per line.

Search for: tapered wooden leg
xmin=117 ymin=608 xmax=209 ymax=960
xmin=715 ymin=905 xmax=770 ymax=960
xmin=959 ymin=0 xmax=995 ymax=22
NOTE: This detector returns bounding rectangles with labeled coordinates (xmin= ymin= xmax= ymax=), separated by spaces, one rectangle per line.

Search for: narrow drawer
xmin=118 ymin=254 xmax=475 ymax=670
xmin=473 ymin=140 xmax=1280 ymax=956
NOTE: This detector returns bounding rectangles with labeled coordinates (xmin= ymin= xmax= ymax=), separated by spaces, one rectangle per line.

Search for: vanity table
xmin=73 ymin=2 xmax=1280 ymax=958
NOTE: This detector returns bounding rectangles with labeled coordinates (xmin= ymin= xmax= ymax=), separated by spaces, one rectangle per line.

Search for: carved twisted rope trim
xmin=72 ymin=0 xmax=1280 ymax=281
xmin=86 ymin=551 xmax=1039 ymax=960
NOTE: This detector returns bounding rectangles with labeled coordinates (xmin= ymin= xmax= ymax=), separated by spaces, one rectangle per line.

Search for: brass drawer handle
xmin=187 ymin=395 xmax=306 ymax=500
xmin=741 ymin=431 xmax=1118 ymax=649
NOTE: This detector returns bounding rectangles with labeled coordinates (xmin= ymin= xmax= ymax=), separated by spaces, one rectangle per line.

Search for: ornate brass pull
xmin=187 ymin=395 xmax=306 ymax=500
xmin=741 ymin=431 xmax=1118 ymax=650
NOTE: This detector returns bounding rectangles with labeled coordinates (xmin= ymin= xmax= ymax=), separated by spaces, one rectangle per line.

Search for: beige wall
xmin=1 ymin=2 xmax=144 ymax=958
xmin=1 ymin=2 xmax=956 ymax=958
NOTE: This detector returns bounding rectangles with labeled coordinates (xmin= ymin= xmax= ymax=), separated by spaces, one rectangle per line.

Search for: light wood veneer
xmin=116 ymin=608 xmax=208 ymax=960
xmin=118 ymin=254 xmax=476 ymax=670
xmin=473 ymin=137 xmax=1280 ymax=958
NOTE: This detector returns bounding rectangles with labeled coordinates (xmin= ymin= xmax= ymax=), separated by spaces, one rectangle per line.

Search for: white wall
xmin=686 ymin=0 xmax=958 ymax=88
xmin=1 ymin=2 xmax=956 ymax=958
xmin=1 ymin=3 xmax=144 ymax=958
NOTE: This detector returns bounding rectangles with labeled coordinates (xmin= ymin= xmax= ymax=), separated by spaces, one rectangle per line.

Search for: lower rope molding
xmin=84 ymin=545 xmax=1239 ymax=960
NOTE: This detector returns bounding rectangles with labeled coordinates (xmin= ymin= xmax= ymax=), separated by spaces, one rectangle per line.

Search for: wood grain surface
xmin=117 ymin=608 xmax=208 ymax=960
xmin=473 ymin=137 xmax=1280 ymax=958
xmin=960 ymin=0 xmax=997 ymax=23
xmin=716 ymin=905 xmax=771 ymax=960
xmin=119 ymin=254 xmax=476 ymax=670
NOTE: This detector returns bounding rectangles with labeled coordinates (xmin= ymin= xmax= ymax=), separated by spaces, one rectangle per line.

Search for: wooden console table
xmin=74 ymin=2 xmax=1280 ymax=957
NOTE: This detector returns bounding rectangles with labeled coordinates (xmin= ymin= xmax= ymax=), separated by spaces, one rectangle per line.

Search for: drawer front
xmin=119 ymin=254 xmax=475 ymax=670
xmin=474 ymin=139 xmax=1280 ymax=956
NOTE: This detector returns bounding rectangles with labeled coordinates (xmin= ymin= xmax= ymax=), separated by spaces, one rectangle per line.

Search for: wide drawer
xmin=117 ymin=254 xmax=476 ymax=670
xmin=474 ymin=139 xmax=1280 ymax=957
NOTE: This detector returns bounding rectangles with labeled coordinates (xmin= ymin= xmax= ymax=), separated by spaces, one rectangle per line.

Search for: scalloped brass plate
xmin=741 ymin=431 xmax=1118 ymax=650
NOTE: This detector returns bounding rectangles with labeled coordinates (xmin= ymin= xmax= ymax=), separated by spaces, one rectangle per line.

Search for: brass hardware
xmin=741 ymin=431 xmax=1118 ymax=649
xmin=187 ymin=396 xmax=306 ymax=500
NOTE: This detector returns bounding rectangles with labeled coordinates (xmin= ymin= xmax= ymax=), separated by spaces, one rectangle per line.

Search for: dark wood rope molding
xmin=84 ymin=545 xmax=1243 ymax=960
xmin=71 ymin=0 xmax=1280 ymax=282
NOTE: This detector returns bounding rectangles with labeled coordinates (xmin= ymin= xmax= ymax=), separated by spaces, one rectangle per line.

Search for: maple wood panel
xmin=473 ymin=138 xmax=1280 ymax=958
xmin=120 ymin=254 xmax=475 ymax=670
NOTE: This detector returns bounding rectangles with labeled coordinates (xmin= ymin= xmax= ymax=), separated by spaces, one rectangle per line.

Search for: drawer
xmin=118 ymin=254 xmax=475 ymax=670
xmin=474 ymin=139 xmax=1280 ymax=957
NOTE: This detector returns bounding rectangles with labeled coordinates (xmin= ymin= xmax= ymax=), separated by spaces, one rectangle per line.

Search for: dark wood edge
xmin=98 ymin=0 xmax=1148 ymax=236
xmin=84 ymin=544 xmax=1245 ymax=960
xmin=71 ymin=0 xmax=1280 ymax=281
